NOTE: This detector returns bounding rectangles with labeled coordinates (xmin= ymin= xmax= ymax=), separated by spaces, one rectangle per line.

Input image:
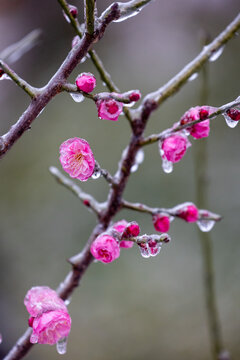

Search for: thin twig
xmin=135 ymin=13 xmax=240 ymax=121
xmin=84 ymin=0 xmax=96 ymax=35
xmin=139 ymin=96 xmax=240 ymax=146
xmin=49 ymin=166 xmax=101 ymax=215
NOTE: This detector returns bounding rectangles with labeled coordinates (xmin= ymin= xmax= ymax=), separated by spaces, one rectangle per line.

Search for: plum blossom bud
xmin=153 ymin=213 xmax=170 ymax=232
xmin=161 ymin=134 xmax=190 ymax=163
xmin=177 ymin=203 xmax=199 ymax=222
xmin=180 ymin=106 xmax=216 ymax=139
xmin=63 ymin=5 xmax=78 ymax=23
xmin=129 ymin=90 xmax=141 ymax=102
xmin=97 ymin=99 xmax=123 ymax=121
xmin=76 ymin=73 xmax=96 ymax=93
xmin=24 ymin=286 xmax=71 ymax=345
xmin=91 ymin=234 xmax=120 ymax=263
xmin=59 ymin=138 xmax=95 ymax=181
xmin=113 ymin=220 xmax=137 ymax=248
xmin=226 ymin=108 xmax=240 ymax=121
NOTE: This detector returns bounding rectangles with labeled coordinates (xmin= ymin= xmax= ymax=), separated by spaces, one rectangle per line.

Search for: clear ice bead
xmin=131 ymin=149 xmax=144 ymax=173
xmin=188 ymin=73 xmax=198 ymax=82
xmin=70 ymin=93 xmax=84 ymax=103
xmin=138 ymin=243 xmax=150 ymax=258
xmin=162 ymin=158 xmax=173 ymax=174
xmin=91 ymin=169 xmax=101 ymax=179
xmin=209 ymin=46 xmax=224 ymax=62
xmin=56 ymin=337 xmax=67 ymax=355
xmin=223 ymin=112 xmax=238 ymax=128
xmin=197 ymin=219 xmax=215 ymax=232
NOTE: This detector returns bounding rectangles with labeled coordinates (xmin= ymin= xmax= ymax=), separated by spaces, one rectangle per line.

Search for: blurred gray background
xmin=0 ymin=0 xmax=240 ymax=359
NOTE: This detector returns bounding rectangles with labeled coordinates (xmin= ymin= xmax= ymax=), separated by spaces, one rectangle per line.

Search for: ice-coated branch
xmin=0 ymin=60 xmax=37 ymax=98
xmin=0 ymin=5 xmax=121 ymax=159
xmin=94 ymin=161 xmax=116 ymax=185
xmin=49 ymin=166 xmax=101 ymax=215
xmin=135 ymin=13 xmax=240 ymax=122
xmin=121 ymin=199 xmax=221 ymax=222
xmin=139 ymin=96 xmax=240 ymax=147
xmin=84 ymin=0 xmax=96 ymax=35
xmin=122 ymin=233 xmax=171 ymax=244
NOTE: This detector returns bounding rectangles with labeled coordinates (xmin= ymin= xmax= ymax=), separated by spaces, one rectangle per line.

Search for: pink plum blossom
xmin=30 ymin=310 xmax=71 ymax=345
xmin=75 ymin=73 xmax=96 ymax=93
xmin=161 ymin=134 xmax=189 ymax=163
xmin=177 ymin=204 xmax=199 ymax=222
xmin=153 ymin=214 xmax=170 ymax=233
xmin=90 ymin=234 xmax=120 ymax=263
xmin=24 ymin=286 xmax=67 ymax=317
xmin=180 ymin=106 xmax=216 ymax=139
xmin=59 ymin=137 xmax=95 ymax=181
xmin=24 ymin=286 xmax=71 ymax=345
xmin=97 ymin=99 xmax=123 ymax=121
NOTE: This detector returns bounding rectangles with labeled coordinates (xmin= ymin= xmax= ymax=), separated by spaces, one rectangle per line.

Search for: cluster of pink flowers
xmin=90 ymin=220 xmax=140 ymax=263
xmin=24 ymin=286 xmax=71 ymax=345
xmin=59 ymin=137 xmax=95 ymax=181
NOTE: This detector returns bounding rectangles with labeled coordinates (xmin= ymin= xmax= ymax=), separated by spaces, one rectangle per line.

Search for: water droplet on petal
xmin=91 ymin=169 xmax=101 ymax=179
xmin=162 ymin=158 xmax=173 ymax=173
xmin=56 ymin=337 xmax=67 ymax=355
xmin=209 ymin=46 xmax=224 ymax=62
xmin=70 ymin=93 xmax=84 ymax=103
xmin=138 ymin=243 xmax=150 ymax=258
xmin=223 ymin=112 xmax=238 ymax=128
xmin=197 ymin=219 xmax=215 ymax=232
xmin=188 ymin=73 xmax=198 ymax=82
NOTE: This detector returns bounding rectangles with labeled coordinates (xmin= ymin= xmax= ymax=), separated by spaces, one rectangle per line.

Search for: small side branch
xmin=84 ymin=0 xmax=96 ymax=35
xmin=49 ymin=166 xmax=101 ymax=215
xmin=0 ymin=60 xmax=37 ymax=98
xmin=139 ymin=96 xmax=240 ymax=146
xmin=135 ymin=13 xmax=240 ymax=121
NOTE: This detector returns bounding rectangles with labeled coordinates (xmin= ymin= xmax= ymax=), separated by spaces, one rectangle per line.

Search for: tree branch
xmin=134 ymin=13 xmax=240 ymax=121
xmin=139 ymin=96 xmax=240 ymax=147
xmin=84 ymin=0 xmax=96 ymax=35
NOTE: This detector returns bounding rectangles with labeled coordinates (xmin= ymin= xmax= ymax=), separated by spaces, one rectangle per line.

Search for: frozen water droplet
xmin=80 ymin=56 xmax=87 ymax=64
xmin=91 ymin=169 xmax=101 ymax=179
xmin=138 ymin=243 xmax=150 ymax=258
xmin=131 ymin=149 xmax=144 ymax=173
xmin=102 ymin=81 xmax=106 ymax=87
xmin=223 ymin=112 xmax=238 ymax=128
xmin=63 ymin=11 xmax=71 ymax=23
xmin=113 ymin=2 xmax=147 ymax=23
xmin=188 ymin=72 xmax=198 ymax=82
xmin=197 ymin=219 xmax=215 ymax=232
xmin=162 ymin=158 xmax=173 ymax=174
xmin=0 ymin=333 xmax=2 ymax=344
xmin=0 ymin=73 xmax=11 ymax=81
xmin=64 ymin=298 xmax=71 ymax=306
xmin=56 ymin=337 xmax=67 ymax=355
xmin=209 ymin=46 xmax=224 ymax=62
xmin=148 ymin=240 xmax=162 ymax=257
xmin=123 ymin=101 xmax=135 ymax=108
xmin=30 ymin=333 xmax=38 ymax=344
xmin=70 ymin=93 xmax=84 ymax=103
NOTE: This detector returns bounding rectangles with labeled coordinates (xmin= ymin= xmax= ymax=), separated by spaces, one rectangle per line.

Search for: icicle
xmin=223 ymin=112 xmax=238 ymax=128
xmin=188 ymin=73 xmax=198 ymax=82
xmin=56 ymin=337 xmax=67 ymax=355
xmin=70 ymin=93 xmax=84 ymax=103
xmin=197 ymin=219 xmax=215 ymax=232
xmin=162 ymin=158 xmax=173 ymax=174
xmin=209 ymin=46 xmax=224 ymax=62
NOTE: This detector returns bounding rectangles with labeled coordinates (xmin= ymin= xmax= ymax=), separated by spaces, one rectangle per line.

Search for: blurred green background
xmin=0 ymin=1 xmax=240 ymax=359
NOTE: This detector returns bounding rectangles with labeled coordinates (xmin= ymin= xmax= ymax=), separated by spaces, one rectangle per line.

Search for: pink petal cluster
xmin=59 ymin=137 xmax=95 ymax=181
xmin=153 ymin=214 xmax=170 ymax=232
xmin=161 ymin=134 xmax=189 ymax=163
xmin=90 ymin=234 xmax=120 ymax=263
xmin=177 ymin=204 xmax=199 ymax=223
xmin=180 ymin=106 xmax=216 ymax=139
xmin=226 ymin=108 xmax=240 ymax=121
xmin=24 ymin=286 xmax=71 ymax=345
xmin=129 ymin=90 xmax=141 ymax=102
xmin=97 ymin=99 xmax=123 ymax=121
xmin=75 ymin=72 xmax=96 ymax=93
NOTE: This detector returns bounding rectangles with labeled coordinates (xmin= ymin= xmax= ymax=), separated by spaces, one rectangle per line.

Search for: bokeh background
xmin=0 ymin=1 xmax=240 ymax=359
